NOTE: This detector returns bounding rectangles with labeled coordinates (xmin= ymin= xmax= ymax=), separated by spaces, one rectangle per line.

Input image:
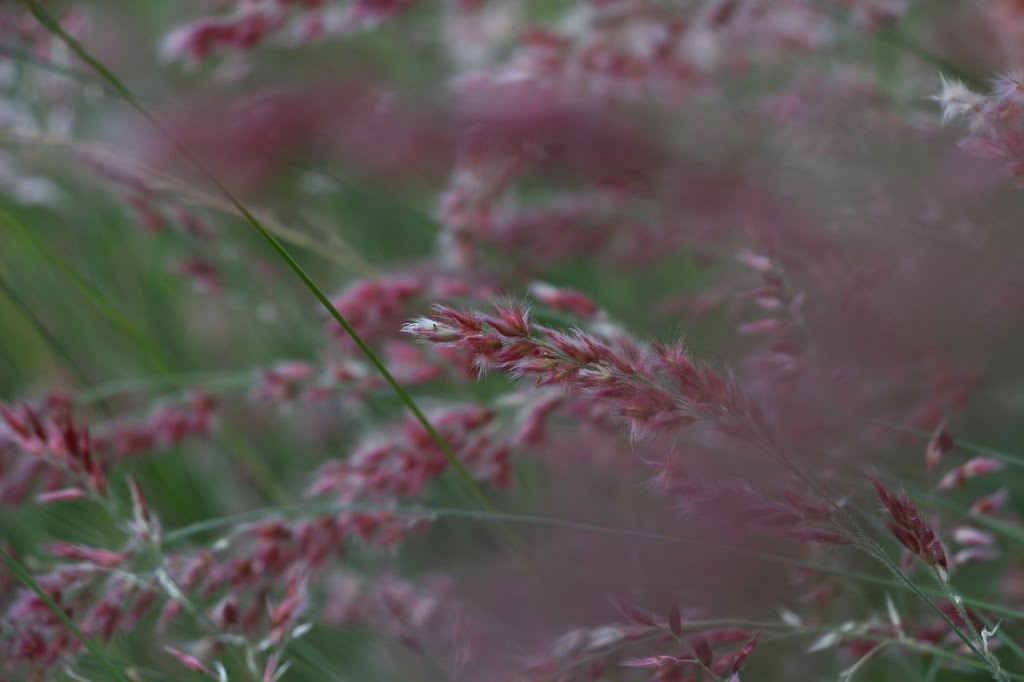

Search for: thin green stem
xmin=2 ymin=211 xmax=172 ymax=374
xmin=0 ymin=41 xmax=115 ymax=93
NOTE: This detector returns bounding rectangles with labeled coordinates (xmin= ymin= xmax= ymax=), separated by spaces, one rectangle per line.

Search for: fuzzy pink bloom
xmin=351 ymin=407 xmax=503 ymax=498
xmin=269 ymin=579 xmax=307 ymax=644
xmin=952 ymin=526 xmax=996 ymax=547
xmin=171 ymin=258 xmax=223 ymax=295
xmin=737 ymin=318 xmax=784 ymax=335
xmin=163 ymin=645 xmax=210 ymax=675
xmin=925 ymin=424 xmax=954 ymax=471
xmin=45 ymin=544 xmax=126 ymax=569
xmin=94 ymin=391 xmax=216 ymax=460
xmin=404 ymin=303 xmax=762 ymax=441
xmin=35 ymin=488 xmax=88 ymax=504
xmin=726 ymin=633 xmax=760 ymax=675
xmin=254 ymin=360 xmax=316 ymax=402
xmin=262 ymin=652 xmax=283 ymax=682
xmin=936 ymin=457 xmax=1005 ymax=490
xmin=163 ymin=0 xmax=417 ymax=64
xmin=938 ymin=72 xmax=1024 ymax=186
xmin=953 ymin=547 xmax=1001 ymax=566
xmin=1 ymin=403 xmax=108 ymax=501
xmin=529 ymin=282 xmax=601 ymax=318
xmin=871 ymin=476 xmax=948 ymax=573
xmin=970 ymin=488 xmax=1010 ymax=516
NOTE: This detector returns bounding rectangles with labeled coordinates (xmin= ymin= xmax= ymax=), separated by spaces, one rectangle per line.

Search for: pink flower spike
xmin=164 ymin=645 xmax=211 ymax=675
xmin=692 ymin=635 xmax=714 ymax=667
xmin=127 ymin=477 xmax=151 ymax=525
xmin=735 ymin=251 xmax=775 ymax=273
xmin=484 ymin=301 xmax=532 ymax=338
xmin=263 ymin=652 xmax=282 ymax=682
xmin=937 ymin=457 xmax=1005 ymax=490
xmin=36 ymin=488 xmax=88 ymax=504
xmin=954 ymin=547 xmax=1001 ymax=566
xmin=738 ymin=318 xmax=783 ymax=335
xmin=530 ymin=282 xmax=600 ymax=318
xmin=935 ymin=75 xmax=985 ymax=125
xmin=46 ymin=544 xmax=125 ymax=569
xmin=963 ymin=457 xmax=1006 ymax=477
xmin=992 ymin=71 xmax=1024 ymax=108
xmin=952 ymin=526 xmax=996 ymax=547
xmin=401 ymin=316 xmax=464 ymax=342
xmin=270 ymin=360 xmax=316 ymax=382
xmin=871 ymin=475 xmax=948 ymax=573
xmin=732 ymin=633 xmax=761 ymax=673
xmin=925 ymin=425 xmax=954 ymax=471
xmin=668 ymin=603 xmax=683 ymax=637
xmin=959 ymin=137 xmax=1009 ymax=161
xmin=971 ymin=488 xmax=1010 ymax=516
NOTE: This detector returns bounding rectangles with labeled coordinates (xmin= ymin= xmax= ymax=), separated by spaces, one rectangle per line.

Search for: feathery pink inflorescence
xmin=1 ymin=399 xmax=107 ymax=502
xmin=325 ymin=274 xmax=496 ymax=347
xmin=531 ymin=601 xmax=760 ymax=682
xmin=249 ymin=342 xmax=445 ymax=406
xmin=938 ymin=72 xmax=1024 ymax=187
xmin=871 ymin=476 xmax=948 ymax=574
xmin=163 ymin=0 xmax=418 ymax=65
xmin=403 ymin=302 xmax=765 ymax=442
xmin=970 ymin=488 xmax=1010 ymax=517
xmin=8 ymin=1 xmax=1024 ymax=680
xmin=650 ymin=462 xmax=848 ymax=547
xmin=308 ymin=403 xmax=511 ymax=501
xmin=925 ymin=424 xmax=955 ymax=471
xmin=936 ymin=457 xmax=1006 ymax=491
xmin=0 ymin=393 xmax=215 ymax=508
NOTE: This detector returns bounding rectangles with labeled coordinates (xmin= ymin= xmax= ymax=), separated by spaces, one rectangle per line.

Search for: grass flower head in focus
xmin=4 ymin=1 xmax=1024 ymax=680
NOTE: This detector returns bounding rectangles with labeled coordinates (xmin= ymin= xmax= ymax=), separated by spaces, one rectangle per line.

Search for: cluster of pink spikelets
xmin=6 ymin=1 xmax=1024 ymax=681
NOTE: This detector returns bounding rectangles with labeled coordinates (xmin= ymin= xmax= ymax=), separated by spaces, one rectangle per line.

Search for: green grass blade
xmin=0 ymin=269 xmax=94 ymax=388
xmin=2 ymin=210 xmax=172 ymax=374
xmin=0 ymin=41 xmax=116 ymax=94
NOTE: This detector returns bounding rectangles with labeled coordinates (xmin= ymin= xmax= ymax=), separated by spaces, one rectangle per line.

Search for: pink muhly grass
xmin=870 ymin=476 xmax=949 ymax=575
xmin=970 ymin=488 xmax=1010 ymax=516
xmin=307 ymin=402 xmax=511 ymax=502
xmin=402 ymin=300 xmax=874 ymax=577
xmin=1 ymin=401 xmax=108 ymax=501
xmin=936 ymin=457 xmax=1006 ymax=491
xmin=402 ymin=302 xmax=763 ymax=442
xmin=938 ymin=71 xmax=1024 ymax=186
xmin=0 ymin=392 xmax=218 ymax=508
xmin=925 ymin=424 xmax=955 ymax=471
xmin=163 ymin=1 xmax=418 ymax=65
xmin=10 ymin=1 xmax=1024 ymax=680
xmin=163 ymin=645 xmax=211 ymax=675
